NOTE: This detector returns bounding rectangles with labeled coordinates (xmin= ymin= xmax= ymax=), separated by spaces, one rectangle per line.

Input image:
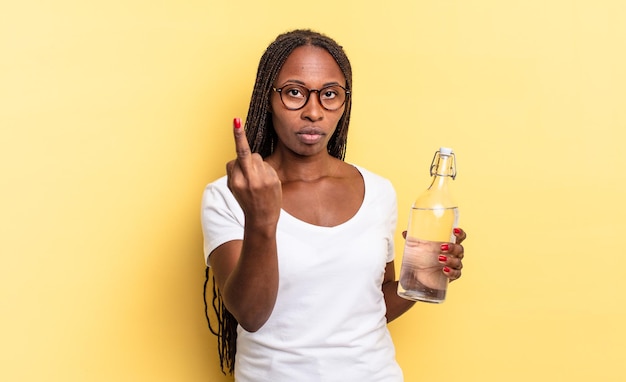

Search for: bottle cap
xmin=440 ymin=147 xmax=453 ymax=155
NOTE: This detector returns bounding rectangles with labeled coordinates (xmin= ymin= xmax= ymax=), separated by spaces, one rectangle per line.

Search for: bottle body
xmin=397 ymin=206 xmax=459 ymax=303
xmin=397 ymin=148 xmax=458 ymax=303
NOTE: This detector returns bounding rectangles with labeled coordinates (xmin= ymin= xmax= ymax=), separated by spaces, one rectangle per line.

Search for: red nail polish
xmin=440 ymin=243 xmax=449 ymax=251
xmin=454 ymin=228 xmax=461 ymax=235
xmin=233 ymin=117 xmax=241 ymax=129
xmin=443 ymin=266 xmax=451 ymax=273
xmin=438 ymin=255 xmax=447 ymax=262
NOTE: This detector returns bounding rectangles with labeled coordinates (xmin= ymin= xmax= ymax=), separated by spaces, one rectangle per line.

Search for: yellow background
xmin=2 ymin=1 xmax=625 ymax=381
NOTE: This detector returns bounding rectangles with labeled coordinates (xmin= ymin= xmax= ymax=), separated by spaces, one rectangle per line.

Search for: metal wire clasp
xmin=429 ymin=149 xmax=457 ymax=179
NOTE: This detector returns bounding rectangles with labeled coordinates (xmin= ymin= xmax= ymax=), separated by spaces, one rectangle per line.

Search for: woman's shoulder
xmin=349 ymin=164 xmax=396 ymax=199
xmin=202 ymin=175 xmax=234 ymax=206
xmin=351 ymin=164 xmax=392 ymax=185
xmin=204 ymin=174 xmax=228 ymax=190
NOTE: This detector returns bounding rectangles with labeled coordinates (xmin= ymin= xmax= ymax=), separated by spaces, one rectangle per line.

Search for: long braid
xmin=204 ymin=267 xmax=236 ymax=374
xmin=206 ymin=29 xmax=353 ymax=375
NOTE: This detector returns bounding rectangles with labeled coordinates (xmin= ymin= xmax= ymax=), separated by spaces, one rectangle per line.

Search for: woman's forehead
xmin=276 ymin=45 xmax=345 ymax=86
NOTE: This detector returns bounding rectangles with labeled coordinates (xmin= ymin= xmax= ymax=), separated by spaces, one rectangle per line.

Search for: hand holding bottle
xmin=439 ymin=227 xmax=466 ymax=282
xmin=401 ymin=227 xmax=466 ymax=282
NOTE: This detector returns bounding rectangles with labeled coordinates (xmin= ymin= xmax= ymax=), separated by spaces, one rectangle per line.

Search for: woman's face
xmin=270 ymin=45 xmax=346 ymax=158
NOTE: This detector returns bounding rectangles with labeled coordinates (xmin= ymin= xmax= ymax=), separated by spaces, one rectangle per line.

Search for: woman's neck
xmin=265 ymin=150 xmax=342 ymax=183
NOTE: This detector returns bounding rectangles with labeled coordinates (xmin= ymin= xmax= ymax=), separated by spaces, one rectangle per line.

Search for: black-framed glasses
xmin=272 ymin=83 xmax=350 ymax=111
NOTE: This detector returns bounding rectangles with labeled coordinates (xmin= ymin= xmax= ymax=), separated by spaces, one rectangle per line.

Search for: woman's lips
xmin=296 ymin=127 xmax=325 ymax=144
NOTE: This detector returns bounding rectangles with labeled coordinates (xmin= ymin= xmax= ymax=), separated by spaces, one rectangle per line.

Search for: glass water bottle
xmin=397 ymin=147 xmax=459 ymax=303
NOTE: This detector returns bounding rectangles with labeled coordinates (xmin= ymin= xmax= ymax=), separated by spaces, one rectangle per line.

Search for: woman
xmin=202 ymin=29 xmax=466 ymax=381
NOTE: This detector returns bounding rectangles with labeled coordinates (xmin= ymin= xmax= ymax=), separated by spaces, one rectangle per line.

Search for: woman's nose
xmin=301 ymin=91 xmax=324 ymax=121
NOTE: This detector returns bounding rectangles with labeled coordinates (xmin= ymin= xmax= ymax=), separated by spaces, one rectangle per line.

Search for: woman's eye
xmin=286 ymin=88 xmax=304 ymax=97
xmin=322 ymin=89 xmax=338 ymax=99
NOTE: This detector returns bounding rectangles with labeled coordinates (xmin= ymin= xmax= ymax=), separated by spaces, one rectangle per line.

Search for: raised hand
xmin=226 ymin=118 xmax=282 ymax=229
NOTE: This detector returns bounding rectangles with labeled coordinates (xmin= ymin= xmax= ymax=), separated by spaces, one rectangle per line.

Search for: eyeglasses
xmin=272 ymin=83 xmax=350 ymax=111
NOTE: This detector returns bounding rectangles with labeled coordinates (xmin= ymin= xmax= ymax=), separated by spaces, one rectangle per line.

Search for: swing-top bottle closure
xmin=430 ymin=147 xmax=457 ymax=179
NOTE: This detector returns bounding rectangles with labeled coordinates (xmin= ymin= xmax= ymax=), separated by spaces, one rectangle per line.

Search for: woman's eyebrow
xmin=281 ymin=79 xmax=344 ymax=87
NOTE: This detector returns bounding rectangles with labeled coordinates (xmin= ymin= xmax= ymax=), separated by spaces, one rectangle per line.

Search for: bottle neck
xmin=429 ymin=153 xmax=455 ymax=189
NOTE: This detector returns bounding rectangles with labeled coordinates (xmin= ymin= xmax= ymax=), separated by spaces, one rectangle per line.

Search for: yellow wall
xmin=2 ymin=1 xmax=625 ymax=381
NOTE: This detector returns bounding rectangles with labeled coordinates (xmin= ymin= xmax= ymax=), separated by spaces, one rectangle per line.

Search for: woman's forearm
xmin=220 ymin=224 xmax=280 ymax=332
xmin=383 ymin=280 xmax=416 ymax=322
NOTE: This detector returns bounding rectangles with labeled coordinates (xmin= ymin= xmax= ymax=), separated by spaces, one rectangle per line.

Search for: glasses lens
xmin=280 ymin=84 xmax=308 ymax=110
xmin=319 ymin=86 xmax=346 ymax=111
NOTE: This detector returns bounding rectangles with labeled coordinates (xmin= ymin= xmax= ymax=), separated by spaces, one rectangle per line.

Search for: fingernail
xmin=438 ymin=255 xmax=447 ymax=262
xmin=233 ymin=118 xmax=241 ymax=129
xmin=440 ymin=243 xmax=449 ymax=251
xmin=443 ymin=266 xmax=451 ymax=273
xmin=453 ymin=228 xmax=461 ymax=235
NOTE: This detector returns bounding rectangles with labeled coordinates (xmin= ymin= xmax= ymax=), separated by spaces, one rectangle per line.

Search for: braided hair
xmin=205 ymin=29 xmax=353 ymax=375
